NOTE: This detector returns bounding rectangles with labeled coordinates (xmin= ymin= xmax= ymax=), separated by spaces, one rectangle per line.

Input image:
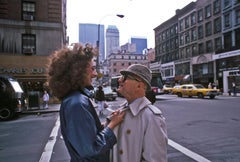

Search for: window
xmin=198 ymin=43 xmax=204 ymax=54
xmin=180 ymin=49 xmax=184 ymax=59
xmin=191 ymin=28 xmax=197 ymax=41
xmin=185 ymin=31 xmax=190 ymax=44
xmin=236 ymin=9 xmax=240 ymax=25
xmin=214 ymin=17 xmax=221 ymax=33
xmin=180 ymin=19 xmax=184 ymax=32
xmin=185 ymin=16 xmax=189 ymax=29
xmin=22 ymin=34 xmax=36 ymax=55
xmin=205 ymin=22 xmax=212 ymax=36
xmin=205 ymin=5 xmax=212 ymax=18
xmin=235 ymin=28 xmax=240 ymax=48
xmin=198 ymin=25 xmax=203 ymax=39
xmin=206 ymin=40 xmax=213 ymax=53
xmin=180 ymin=34 xmax=184 ymax=46
xmin=22 ymin=2 xmax=35 ymax=21
xmin=223 ymin=0 xmax=230 ymax=8
xmin=224 ymin=13 xmax=231 ymax=28
xmin=192 ymin=44 xmax=197 ymax=56
xmin=202 ymin=64 xmax=208 ymax=74
xmin=186 ymin=47 xmax=190 ymax=58
xmin=198 ymin=9 xmax=203 ymax=22
xmin=191 ymin=13 xmax=196 ymax=26
xmin=214 ymin=37 xmax=222 ymax=51
xmin=224 ymin=32 xmax=232 ymax=50
xmin=213 ymin=0 xmax=221 ymax=14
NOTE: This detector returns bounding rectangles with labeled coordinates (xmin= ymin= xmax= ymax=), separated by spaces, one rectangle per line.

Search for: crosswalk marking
xmin=168 ymin=139 xmax=211 ymax=162
xmin=39 ymin=116 xmax=60 ymax=162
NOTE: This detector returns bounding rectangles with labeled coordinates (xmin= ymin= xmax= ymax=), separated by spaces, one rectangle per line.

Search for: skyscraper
xmin=130 ymin=37 xmax=147 ymax=54
xmin=79 ymin=23 xmax=105 ymax=62
xmin=106 ymin=25 xmax=120 ymax=58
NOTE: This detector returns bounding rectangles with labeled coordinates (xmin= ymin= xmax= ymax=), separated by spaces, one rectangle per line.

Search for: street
xmin=0 ymin=95 xmax=239 ymax=162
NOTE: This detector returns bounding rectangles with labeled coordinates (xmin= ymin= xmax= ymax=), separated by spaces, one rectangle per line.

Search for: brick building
xmin=154 ymin=0 xmax=240 ymax=92
xmin=0 ymin=0 xmax=67 ymax=94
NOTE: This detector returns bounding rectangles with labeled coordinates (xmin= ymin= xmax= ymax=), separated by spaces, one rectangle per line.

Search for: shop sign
xmin=0 ymin=67 xmax=47 ymax=74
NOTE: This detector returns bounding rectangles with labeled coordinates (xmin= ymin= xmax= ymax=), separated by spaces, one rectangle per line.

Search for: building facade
xmin=130 ymin=37 xmax=147 ymax=54
xmin=79 ymin=23 xmax=105 ymax=61
xmin=154 ymin=0 xmax=240 ymax=92
xmin=106 ymin=25 xmax=120 ymax=58
xmin=107 ymin=53 xmax=148 ymax=77
xmin=0 ymin=0 xmax=67 ymax=94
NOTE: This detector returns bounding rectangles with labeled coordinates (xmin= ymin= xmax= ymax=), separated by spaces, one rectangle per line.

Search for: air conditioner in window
xmin=23 ymin=15 xmax=34 ymax=21
xmin=23 ymin=47 xmax=34 ymax=54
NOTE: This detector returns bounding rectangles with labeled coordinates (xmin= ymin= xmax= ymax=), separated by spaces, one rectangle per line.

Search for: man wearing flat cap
xmin=111 ymin=64 xmax=168 ymax=162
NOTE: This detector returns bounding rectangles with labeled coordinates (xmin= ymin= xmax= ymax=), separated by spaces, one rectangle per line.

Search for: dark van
xmin=0 ymin=75 xmax=25 ymax=120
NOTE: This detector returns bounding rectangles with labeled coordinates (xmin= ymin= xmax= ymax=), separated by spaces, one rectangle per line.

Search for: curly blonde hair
xmin=47 ymin=43 xmax=97 ymax=100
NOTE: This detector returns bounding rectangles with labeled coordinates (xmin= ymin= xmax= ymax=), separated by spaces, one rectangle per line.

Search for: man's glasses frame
xmin=121 ymin=74 xmax=142 ymax=82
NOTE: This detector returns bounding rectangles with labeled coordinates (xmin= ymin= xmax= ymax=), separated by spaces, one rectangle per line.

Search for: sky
xmin=67 ymin=0 xmax=195 ymax=48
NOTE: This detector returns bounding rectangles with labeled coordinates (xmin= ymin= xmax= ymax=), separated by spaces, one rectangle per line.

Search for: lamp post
xmin=96 ymin=14 xmax=124 ymax=81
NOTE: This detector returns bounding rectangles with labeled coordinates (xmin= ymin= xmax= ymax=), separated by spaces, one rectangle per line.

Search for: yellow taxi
xmin=163 ymin=84 xmax=173 ymax=94
xmin=175 ymin=84 xmax=219 ymax=99
xmin=172 ymin=85 xmax=181 ymax=95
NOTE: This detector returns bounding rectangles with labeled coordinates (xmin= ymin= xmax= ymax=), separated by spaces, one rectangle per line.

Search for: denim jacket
xmin=60 ymin=88 xmax=116 ymax=162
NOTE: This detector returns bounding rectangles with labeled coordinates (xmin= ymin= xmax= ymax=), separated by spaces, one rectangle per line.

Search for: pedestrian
xmin=145 ymin=89 xmax=156 ymax=104
xmin=208 ymin=82 xmax=212 ymax=89
xmin=42 ymin=90 xmax=49 ymax=109
xmin=232 ymin=81 xmax=236 ymax=96
xmin=112 ymin=64 xmax=168 ymax=162
xmin=47 ymin=43 xmax=125 ymax=162
xmin=95 ymin=86 xmax=106 ymax=116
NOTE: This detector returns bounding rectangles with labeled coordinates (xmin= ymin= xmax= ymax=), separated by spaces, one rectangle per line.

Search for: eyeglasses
xmin=121 ymin=74 xmax=142 ymax=82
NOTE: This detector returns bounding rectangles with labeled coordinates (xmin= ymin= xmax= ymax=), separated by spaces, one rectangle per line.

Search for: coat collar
xmin=128 ymin=97 xmax=151 ymax=116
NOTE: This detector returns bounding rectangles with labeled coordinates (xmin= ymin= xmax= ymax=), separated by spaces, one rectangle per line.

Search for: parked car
xmin=0 ymin=75 xmax=25 ymax=120
xmin=163 ymin=84 xmax=173 ymax=94
xmin=172 ymin=85 xmax=181 ymax=94
xmin=175 ymin=84 xmax=219 ymax=99
xmin=102 ymin=86 xmax=118 ymax=101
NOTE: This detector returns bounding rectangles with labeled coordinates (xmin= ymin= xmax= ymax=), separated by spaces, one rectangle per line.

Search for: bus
xmin=110 ymin=72 xmax=164 ymax=95
xmin=151 ymin=72 xmax=164 ymax=95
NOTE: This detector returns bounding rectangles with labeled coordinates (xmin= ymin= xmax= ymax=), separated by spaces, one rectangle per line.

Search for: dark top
xmin=60 ymin=88 xmax=116 ymax=162
xmin=95 ymin=88 xmax=105 ymax=101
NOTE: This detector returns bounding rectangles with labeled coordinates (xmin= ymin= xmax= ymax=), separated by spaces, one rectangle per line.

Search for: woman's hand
xmin=107 ymin=110 xmax=125 ymax=129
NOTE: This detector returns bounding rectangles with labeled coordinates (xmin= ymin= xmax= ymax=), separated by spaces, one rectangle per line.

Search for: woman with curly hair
xmin=47 ymin=43 xmax=125 ymax=162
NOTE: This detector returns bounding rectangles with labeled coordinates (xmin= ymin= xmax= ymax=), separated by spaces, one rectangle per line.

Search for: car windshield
xmin=103 ymin=87 xmax=112 ymax=94
xmin=9 ymin=80 xmax=23 ymax=93
xmin=164 ymin=85 xmax=171 ymax=88
xmin=195 ymin=84 xmax=205 ymax=89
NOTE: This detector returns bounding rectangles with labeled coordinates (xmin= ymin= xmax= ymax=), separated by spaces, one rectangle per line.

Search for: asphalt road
xmin=0 ymin=94 xmax=239 ymax=162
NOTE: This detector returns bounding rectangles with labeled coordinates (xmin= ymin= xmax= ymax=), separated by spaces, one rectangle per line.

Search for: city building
xmin=130 ymin=37 xmax=148 ymax=54
xmin=106 ymin=25 xmax=120 ymax=58
xmin=79 ymin=23 xmax=105 ymax=62
xmin=0 ymin=0 xmax=67 ymax=93
xmin=154 ymin=0 xmax=240 ymax=92
xmin=107 ymin=52 xmax=148 ymax=77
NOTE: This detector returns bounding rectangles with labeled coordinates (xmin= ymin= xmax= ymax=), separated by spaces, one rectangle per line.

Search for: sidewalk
xmin=22 ymin=104 xmax=60 ymax=114
xmin=221 ymin=92 xmax=240 ymax=97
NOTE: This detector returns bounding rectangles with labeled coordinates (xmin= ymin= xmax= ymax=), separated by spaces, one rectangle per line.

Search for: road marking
xmin=39 ymin=116 xmax=60 ymax=162
xmin=168 ymin=139 xmax=211 ymax=162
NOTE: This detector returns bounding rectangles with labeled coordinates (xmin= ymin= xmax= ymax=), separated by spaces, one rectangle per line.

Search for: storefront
xmin=213 ymin=49 xmax=240 ymax=93
xmin=0 ymin=55 xmax=49 ymax=95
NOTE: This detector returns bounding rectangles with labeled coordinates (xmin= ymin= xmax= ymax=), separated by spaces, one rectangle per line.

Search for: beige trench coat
xmin=112 ymin=97 xmax=168 ymax=162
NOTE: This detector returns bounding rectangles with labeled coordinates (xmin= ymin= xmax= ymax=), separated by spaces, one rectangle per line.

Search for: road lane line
xmin=39 ymin=116 xmax=60 ymax=162
xmin=168 ymin=139 xmax=211 ymax=162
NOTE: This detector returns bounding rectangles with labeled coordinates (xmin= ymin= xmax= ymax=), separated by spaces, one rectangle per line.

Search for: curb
xmin=22 ymin=109 xmax=59 ymax=114
xmin=22 ymin=104 xmax=60 ymax=114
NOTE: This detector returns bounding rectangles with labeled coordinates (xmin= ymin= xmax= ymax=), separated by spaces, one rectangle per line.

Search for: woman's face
xmin=86 ymin=59 xmax=97 ymax=86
